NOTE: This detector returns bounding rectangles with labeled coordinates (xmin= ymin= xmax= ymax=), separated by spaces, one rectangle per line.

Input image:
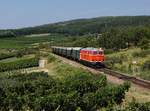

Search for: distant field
xmin=25 ymin=33 xmax=50 ymax=37
xmin=0 ymin=34 xmax=67 ymax=49
xmin=0 ymin=54 xmax=35 ymax=63
xmin=0 ymin=39 xmax=26 ymax=49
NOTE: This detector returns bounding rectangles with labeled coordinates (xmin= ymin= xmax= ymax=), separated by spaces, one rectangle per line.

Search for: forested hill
xmin=0 ymin=16 xmax=150 ymax=37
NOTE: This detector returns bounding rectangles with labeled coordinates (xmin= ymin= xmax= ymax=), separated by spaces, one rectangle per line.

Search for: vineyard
xmin=0 ymin=70 xmax=130 ymax=111
xmin=0 ymin=52 xmax=16 ymax=60
xmin=0 ymin=57 xmax=39 ymax=72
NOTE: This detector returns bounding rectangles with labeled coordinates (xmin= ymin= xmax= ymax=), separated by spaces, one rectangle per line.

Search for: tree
xmin=139 ymin=38 xmax=150 ymax=50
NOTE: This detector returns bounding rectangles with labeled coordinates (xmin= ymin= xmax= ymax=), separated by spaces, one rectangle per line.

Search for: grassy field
xmin=0 ymin=54 xmax=35 ymax=63
xmin=106 ymin=48 xmax=150 ymax=80
xmin=0 ymin=34 xmax=99 ymax=49
xmin=0 ymin=34 xmax=67 ymax=49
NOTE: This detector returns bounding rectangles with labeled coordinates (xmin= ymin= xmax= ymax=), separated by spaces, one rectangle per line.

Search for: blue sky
xmin=0 ymin=0 xmax=150 ymax=29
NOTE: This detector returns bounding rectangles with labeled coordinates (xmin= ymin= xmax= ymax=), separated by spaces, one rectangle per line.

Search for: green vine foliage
xmin=0 ymin=57 xmax=39 ymax=72
xmin=0 ymin=71 xmax=130 ymax=111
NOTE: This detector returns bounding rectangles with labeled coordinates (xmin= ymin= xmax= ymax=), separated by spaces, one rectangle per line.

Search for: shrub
xmin=0 ymin=71 xmax=130 ymax=111
xmin=0 ymin=57 xmax=39 ymax=72
xmin=142 ymin=60 xmax=150 ymax=71
xmin=0 ymin=88 xmax=5 ymax=108
xmin=125 ymin=101 xmax=150 ymax=111
xmin=105 ymin=56 xmax=123 ymax=68
xmin=106 ymin=56 xmax=122 ymax=64
xmin=0 ymin=31 xmax=16 ymax=38
xmin=132 ymin=49 xmax=150 ymax=58
xmin=139 ymin=38 xmax=150 ymax=50
xmin=16 ymin=48 xmax=39 ymax=58
xmin=141 ymin=49 xmax=150 ymax=57
xmin=95 ymin=82 xmax=130 ymax=107
xmin=62 ymin=73 xmax=107 ymax=95
xmin=0 ymin=52 xmax=16 ymax=60
xmin=16 ymin=51 xmax=24 ymax=58
xmin=105 ymin=49 xmax=114 ymax=54
xmin=104 ymin=61 xmax=113 ymax=68
xmin=109 ymin=101 xmax=150 ymax=111
xmin=48 ymin=54 xmax=56 ymax=63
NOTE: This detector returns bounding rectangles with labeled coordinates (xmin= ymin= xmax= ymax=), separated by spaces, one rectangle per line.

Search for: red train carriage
xmin=80 ymin=48 xmax=105 ymax=67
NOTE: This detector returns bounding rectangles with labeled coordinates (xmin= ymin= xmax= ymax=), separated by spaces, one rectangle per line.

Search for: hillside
xmin=0 ymin=16 xmax=150 ymax=37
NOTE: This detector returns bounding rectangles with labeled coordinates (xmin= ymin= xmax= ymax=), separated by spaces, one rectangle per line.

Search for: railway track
xmin=98 ymin=68 xmax=150 ymax=89
xmin=52 ymin=53 xmax=150 ymax=89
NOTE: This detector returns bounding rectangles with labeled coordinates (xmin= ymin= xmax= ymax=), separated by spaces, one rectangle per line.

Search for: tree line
xmin=57 ymin=26 xmax=150 ymax=50
xmin=0 ymin=16 xmax=150 ymax=37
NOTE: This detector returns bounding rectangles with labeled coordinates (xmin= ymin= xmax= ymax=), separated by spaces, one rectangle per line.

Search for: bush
xmin=142 ymin=60 xmax=150 ymax=71
xmin=62 ymin=73 xmax=107 ymax=94
xmin=16 ymin=51 xmax=24 ymax=58
xmin=105 ymin=49 xmax=114 ymax=54
xmin=132 ymin=49 xmax=150 ymax=58
xmin=0 ymin=57 xmax=39 ymax=72
xmin=125 ymin=101 xmax=150 ymax=111
xmin=105 ymin=56 xmax=123 ymax=68
xmin=95 ymin=82 xmax=130 ymax=107
xmin=0 ymin=52 xmax=16 ymax=60
xmin=139 ymin=38 xmax=150 ymax=50
xmin=106 ymin=56 xmax=122 ymax=64
xmin=0 ymin=48 xmax=39 ymax=60
xmin=16 ymin=48 xmax=39 ymax=58
xmin=0 ymin=71 xmax=130 ymax=111
xmin=108 ymin=101 xmax=150 ymax=111
xmin=48 ymin=54 xmax=56 ymax=63
xmin=0 ymin=88 xmax=5 ymax=108
xmin=141 ymin=50 xmax=150 ymax=57
xmin=0 ymin=31 xmax=16 ymax=38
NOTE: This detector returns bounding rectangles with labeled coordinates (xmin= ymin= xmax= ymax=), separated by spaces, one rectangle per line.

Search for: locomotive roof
xmin=81 ymin=47 xmax=103 ymax=51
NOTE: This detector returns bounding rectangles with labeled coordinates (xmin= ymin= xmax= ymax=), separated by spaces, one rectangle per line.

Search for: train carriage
xmin=71 ymin=47 xmax=82 ymax=60
xmin=62 ymin=47 xmax=66 ymax=56
xmin=66 ymin=47 xmax=73 ymax=58
xmin=58 ymin=48 xmax=61 ymax=55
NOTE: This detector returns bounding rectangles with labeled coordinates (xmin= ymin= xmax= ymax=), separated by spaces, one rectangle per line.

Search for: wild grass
xmin=106 ymin=48 xmax=150 ymax=80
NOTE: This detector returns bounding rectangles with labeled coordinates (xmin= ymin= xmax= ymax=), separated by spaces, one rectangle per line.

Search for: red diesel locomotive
xmin=80 ymin=48 xmax=105 ymax=67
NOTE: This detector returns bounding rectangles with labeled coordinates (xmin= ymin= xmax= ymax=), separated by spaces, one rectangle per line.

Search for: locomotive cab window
xmin=93 ymin=51 xmax=98 ymax=55
xmin=98 ymin=51 xmax=103 ymax=55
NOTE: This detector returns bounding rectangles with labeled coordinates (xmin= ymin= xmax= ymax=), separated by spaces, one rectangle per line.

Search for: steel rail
xmin=97 ymin=68 xmax=150 ymax=89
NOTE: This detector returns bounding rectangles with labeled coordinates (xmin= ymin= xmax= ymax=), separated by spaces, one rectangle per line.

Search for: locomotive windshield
xmin=93 ymin=51 xmax=98 ymax=55
xmin=98 ymin=51 xmax=103 ymax=55
xmin=93 ymin=51 xmax=103 ymax=55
